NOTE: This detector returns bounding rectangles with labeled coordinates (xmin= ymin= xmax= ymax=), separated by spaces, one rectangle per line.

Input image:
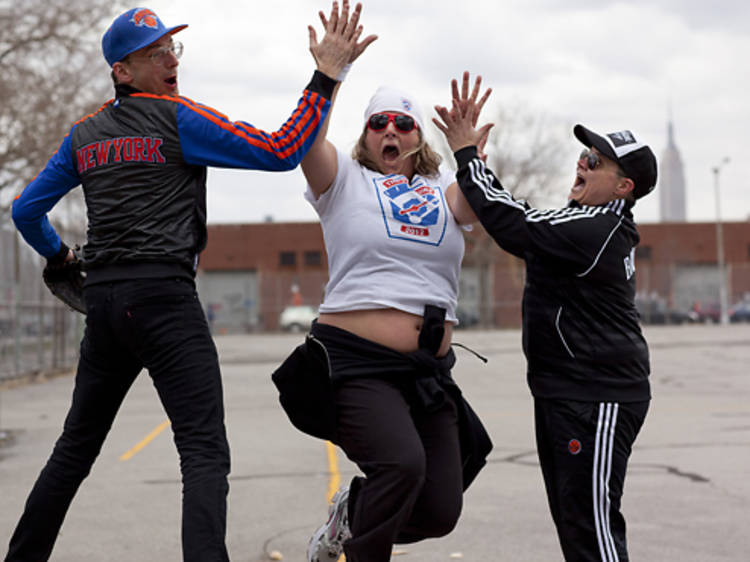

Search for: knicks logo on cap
xmin=568 ymin=439 xmax=582 ymax=455
xmin=131 ymin=8 xmax=159 ymax=28
xmin=400 ymin=98 xmax=412 ymax=111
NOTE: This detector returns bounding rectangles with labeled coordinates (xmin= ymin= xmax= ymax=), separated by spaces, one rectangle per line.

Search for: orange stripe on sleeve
xmin=73 ymin=100 xmax=114 ymax=127
xmin=135 ymin=91 xmax=326 ymax=159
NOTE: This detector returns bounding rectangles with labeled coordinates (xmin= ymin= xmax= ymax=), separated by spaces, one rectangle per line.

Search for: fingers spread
xmin=478 ymin=87 xmax=492 ymax=111
xmin=346 ymin=2 xmax=362 ymax=38
xmin=432 ymin=116 xmax=448 ymax=133
xmin=434 ymin=104 xmax=451 ymax=121
xmin=469 ymin=75 xmax=482 ymax=103
xmin=353 ymin=33 xmax=377 ymax=61
xmin=308 ymin=26 xmax=318 ymax=49
xmin=339 ymin=0 xmax=350 ymax=33
xmin=451 ymin=78 xmax=459 ymax=102
xmin=328 ymin=1 xmax=340 ymax=32
xmin=461 ymin=71 xmax=470 ymax=100
xmin=352 ymin=24 xmax=363 ymax=43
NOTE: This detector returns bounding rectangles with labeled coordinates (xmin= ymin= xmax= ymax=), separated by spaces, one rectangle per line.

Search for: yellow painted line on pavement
xmin=326 ymin=440 xmax=341 ymax=503
xmin=120 ymin=419 xmax=171 ymax=461
xmin=325 ymin=440 xmax=346 ymax=561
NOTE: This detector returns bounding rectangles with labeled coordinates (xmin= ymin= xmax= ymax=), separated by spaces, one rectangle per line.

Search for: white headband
xmin=363 ymin=86 xmax=424 ymax=131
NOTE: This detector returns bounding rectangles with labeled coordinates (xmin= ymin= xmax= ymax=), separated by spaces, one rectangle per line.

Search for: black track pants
xmin=534 ymin=398 xmax=649 ymax=562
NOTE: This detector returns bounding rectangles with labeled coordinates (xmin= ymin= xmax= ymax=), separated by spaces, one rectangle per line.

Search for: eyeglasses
xmin=367 ymin=113 xmax=417 ymax=133
xmin=579 ymin=148 xmax=602 ymax=170
xmin=147 ymin=41 xmax=183 ymax=65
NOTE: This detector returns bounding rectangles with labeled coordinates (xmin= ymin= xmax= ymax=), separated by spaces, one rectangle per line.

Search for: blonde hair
xmin=351 ymin=127 xmax=442 ymax=178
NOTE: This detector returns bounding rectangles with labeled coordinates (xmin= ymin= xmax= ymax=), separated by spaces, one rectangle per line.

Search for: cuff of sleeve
xmin=306 ymin=70 xmax=338 ymax=100
xmin=47 ymin=241 xmax=70 ymax=265
xmin=454 ymin=146 xmax=479 ymax=169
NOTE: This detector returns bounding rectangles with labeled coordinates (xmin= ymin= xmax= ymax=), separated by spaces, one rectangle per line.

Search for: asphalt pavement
xmin=1 ymin=324 xmax=749 ymax=561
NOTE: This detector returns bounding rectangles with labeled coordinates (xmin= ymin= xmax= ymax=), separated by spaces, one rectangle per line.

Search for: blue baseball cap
xmin=102 ymin=8 xmax=187 ymax=67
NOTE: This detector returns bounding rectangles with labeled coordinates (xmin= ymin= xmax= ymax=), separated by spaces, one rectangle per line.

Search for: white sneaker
xmin=307 ymin=487 xmax=352 ymax=562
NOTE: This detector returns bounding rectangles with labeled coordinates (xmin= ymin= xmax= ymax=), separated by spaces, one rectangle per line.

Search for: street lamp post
xmin=712 ymin=157 xmax=730 ymax=325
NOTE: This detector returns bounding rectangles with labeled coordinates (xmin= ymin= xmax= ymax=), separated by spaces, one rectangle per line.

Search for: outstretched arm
xmin=437 ymin=75 xmax=625 ymax=272
xmin=303 ymin=1 xmax=377 ymax=198
xmin=178 ymin=1 xmax=376 ymax=173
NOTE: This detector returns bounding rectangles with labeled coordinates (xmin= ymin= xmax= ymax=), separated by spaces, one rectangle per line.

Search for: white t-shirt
xmin=305 ymin=147 xmax=465 ymax=323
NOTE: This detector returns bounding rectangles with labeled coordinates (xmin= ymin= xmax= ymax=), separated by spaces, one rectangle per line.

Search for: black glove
xmin=43 ymin=243 xmax=86 ymax=314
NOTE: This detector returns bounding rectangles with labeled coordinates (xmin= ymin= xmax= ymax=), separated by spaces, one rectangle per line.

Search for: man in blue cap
xmin=6 ymin=3 xmax=375 ymax=561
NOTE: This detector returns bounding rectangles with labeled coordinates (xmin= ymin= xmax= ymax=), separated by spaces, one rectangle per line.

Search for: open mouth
xmin=165 ymin=76 xmax=177 ymax=87
xmin=571 ymin=173 xmax=585 ymax=192
xmin=382 ymin=145 xmax=400 ymax=161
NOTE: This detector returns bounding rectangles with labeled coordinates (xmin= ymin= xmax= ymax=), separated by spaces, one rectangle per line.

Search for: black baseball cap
xmin=574 ymin=124 xmax=658 ymax=199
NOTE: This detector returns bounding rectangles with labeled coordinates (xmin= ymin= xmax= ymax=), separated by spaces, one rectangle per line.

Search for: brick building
xmin=198 ymin=221 xmax=750 ymax=332
xmin=636 ymin=222 xmax=750 ymax=307
xmin=197 ymin=223 xmax=327 ymax=333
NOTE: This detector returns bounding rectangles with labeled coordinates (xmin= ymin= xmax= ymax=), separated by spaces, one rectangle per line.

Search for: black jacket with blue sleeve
xmin=12 ymin=72 xmax=335 ymax=284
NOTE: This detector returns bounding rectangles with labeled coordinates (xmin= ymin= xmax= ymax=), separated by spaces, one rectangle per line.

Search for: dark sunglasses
xmin=579 ymin=148 xmax=602 ymax=170
xmin=367 ymin=112 xmax=417 ymax=133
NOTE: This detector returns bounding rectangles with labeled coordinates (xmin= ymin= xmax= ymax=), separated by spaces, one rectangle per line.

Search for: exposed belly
xmin=317 ymin=308 xmax=454 ymax=356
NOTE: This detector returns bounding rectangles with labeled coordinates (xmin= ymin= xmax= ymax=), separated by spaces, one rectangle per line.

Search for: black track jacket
xmin=455 ymin=147 xmax=650 ymax=403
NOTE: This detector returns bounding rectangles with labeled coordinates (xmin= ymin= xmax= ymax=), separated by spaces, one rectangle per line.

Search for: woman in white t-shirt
xmin=300 ymin=80 xmax=491 ymax=562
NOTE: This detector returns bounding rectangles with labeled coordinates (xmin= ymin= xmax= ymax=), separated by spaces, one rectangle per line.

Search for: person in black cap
xmin=433 ymin=72 xmax=656 ymax=561
xmin=7 ymin=3 xmax=374 ymax=561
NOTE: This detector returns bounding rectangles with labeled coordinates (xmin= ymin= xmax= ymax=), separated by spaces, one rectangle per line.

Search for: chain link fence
xmin=1 ymin=224 xmax=84 ymax=383
xmin=4 ymin=219 xmax=750 ymax=381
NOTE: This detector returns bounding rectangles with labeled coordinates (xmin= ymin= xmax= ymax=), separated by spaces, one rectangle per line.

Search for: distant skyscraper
xmin=659 ymin=118 xmax=687 ymax=222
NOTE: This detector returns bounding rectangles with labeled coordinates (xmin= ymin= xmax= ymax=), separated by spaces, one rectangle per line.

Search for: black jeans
xmin=5 ymin=278 xmax=230 ymax=562
xmin=534 ymin=398 xmax=649 ymax=562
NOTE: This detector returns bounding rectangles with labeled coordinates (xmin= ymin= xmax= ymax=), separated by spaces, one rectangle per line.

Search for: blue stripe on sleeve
xmin=12 ymin=131 xmax=81 ymax=258
xmin=177 ymin=90 xmax=330 ymax=171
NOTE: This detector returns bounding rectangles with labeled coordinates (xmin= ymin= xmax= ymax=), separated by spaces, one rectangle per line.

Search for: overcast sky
xmin=137 ymin=0 xmax=749 ymax=225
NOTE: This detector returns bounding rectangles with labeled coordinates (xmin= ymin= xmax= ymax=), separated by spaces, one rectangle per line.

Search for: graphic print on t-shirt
xmin=372 ymin=174 xmax=447 ymax=246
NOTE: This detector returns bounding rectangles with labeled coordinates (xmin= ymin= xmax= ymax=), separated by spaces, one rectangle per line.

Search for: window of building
xmin=304 ymin=250 xmax=322 ymax=267
xmin=279 ymin=251 xmax=296 ymax=267
xmin=636 ymin=246 xmax=652 ymax=259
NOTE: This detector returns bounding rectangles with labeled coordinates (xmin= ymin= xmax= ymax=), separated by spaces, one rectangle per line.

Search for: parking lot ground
xmin=1 ymin=324 xmax=749 ymax=561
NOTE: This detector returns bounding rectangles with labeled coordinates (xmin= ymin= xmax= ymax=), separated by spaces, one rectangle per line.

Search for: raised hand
xmin=309 ymin=1 xmax=378 ymax=80
xmin=450 ymin=71 xmax=492 ymax=126
xmin=433 ymin=71 xmax=493 ymax=154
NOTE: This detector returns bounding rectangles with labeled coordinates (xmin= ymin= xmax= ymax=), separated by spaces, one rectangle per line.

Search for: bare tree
xmin=1 ymin=0 xmax=124 ymax=382
xmin=484 ymin=102 xmax=572 ymax=207
xmin=430 ymin=100 xmax=572 ymax=206
xmin=0 ymin=0 xmax=125 ymax=229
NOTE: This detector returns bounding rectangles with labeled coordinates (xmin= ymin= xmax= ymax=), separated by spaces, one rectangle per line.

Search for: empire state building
xmin=659 ymin=119 xmax=687 ymax=222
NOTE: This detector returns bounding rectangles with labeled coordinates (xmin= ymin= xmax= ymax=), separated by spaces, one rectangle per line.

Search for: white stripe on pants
xmin=593 ymin=402 xmax=619 ymax=562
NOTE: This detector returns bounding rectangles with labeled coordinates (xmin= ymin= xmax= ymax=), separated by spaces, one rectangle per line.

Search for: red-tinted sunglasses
xmin=367 ymin=112 xmax=417 ymax=133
